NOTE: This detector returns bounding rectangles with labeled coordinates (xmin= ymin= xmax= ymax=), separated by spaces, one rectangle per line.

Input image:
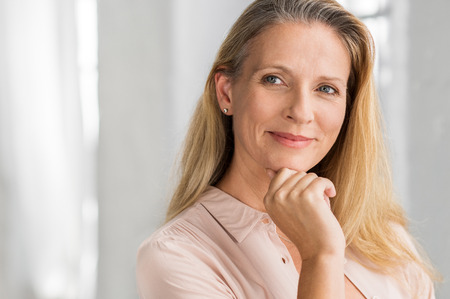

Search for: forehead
xmin=242 ymin=22 xmax=351 ymax=80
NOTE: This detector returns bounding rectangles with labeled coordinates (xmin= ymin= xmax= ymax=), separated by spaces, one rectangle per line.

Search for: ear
xmin=215 ymin=72 xmax=233 ymax=115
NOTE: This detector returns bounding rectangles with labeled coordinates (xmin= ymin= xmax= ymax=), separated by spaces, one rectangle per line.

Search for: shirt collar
xmin=199 ymin=186 xmax=270 ymax=243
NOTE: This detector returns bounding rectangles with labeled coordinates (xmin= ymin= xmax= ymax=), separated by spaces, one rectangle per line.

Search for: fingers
xmin=265 ymin=168 xmax=336 ymax=204
xmin=263 ymin=168 xmax=344 ymax=259
xmin=267 ymin=168 xmax=297 ymax=189
xmin=275 ymin=169 xmax=310 ymax=194
xmin=323 ymin=195 xmax=331 ymax=209
xmin=302 ymin=176 xmax=336 ymax=209
xmin=303 ymin=176 xmax=336 ymax=199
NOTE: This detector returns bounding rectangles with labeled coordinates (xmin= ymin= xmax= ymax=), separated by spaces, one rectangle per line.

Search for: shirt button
xmin=372 ymin=296 xmax=380 ymax=299
xmin=281 ymin=257 xmax=286 ymax=264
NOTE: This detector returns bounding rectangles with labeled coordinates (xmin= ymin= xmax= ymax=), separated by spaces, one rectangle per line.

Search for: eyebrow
xmin=253 ymin=65 xmax=347 ymax=86
xmin=253 ymin=64 xmax=293 ymax=74
xmin=316 ymin=75 xmax=347 ymax=86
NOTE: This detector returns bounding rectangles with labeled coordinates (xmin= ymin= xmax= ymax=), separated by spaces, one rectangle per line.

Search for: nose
xmin=285 ymin=88 xmax=314 ymax=124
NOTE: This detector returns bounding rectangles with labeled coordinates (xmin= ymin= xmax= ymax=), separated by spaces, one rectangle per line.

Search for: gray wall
xmin=97 ymin=0 xmax=171 ymax=298
xmin=97 ymin=0 xmax=252 ymax=298
xmin=97 ymin=0 xmax=450 ymax=298
xmin=408 ymin=0 xmax=450 ymax=297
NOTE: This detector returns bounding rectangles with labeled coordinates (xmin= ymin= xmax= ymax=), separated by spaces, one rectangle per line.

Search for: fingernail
xmin=325 ymin=187 xmax=336 ymax=198
xmin=265 ymin=168 xmax=275 ymax=179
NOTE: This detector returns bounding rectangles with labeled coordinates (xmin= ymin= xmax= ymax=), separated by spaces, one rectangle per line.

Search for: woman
xmin=137 ymin=0 xmax=437 ymax=298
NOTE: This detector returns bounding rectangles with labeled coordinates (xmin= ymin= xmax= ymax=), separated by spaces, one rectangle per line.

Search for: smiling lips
xmin=269 ymin=131 xmax=314 ymax=149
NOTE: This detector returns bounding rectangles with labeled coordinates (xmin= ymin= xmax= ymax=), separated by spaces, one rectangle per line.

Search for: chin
xmin=266 ymin=159 xmax=316 ymax=173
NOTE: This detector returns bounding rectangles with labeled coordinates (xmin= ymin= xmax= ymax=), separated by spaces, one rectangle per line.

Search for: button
xmin=372 ymin=296 xmax=380 ymax=299
xmin=261 ymin=215 xmax=272 ymax=225
xmin=280 ymin=256 xmax=290 ymax=264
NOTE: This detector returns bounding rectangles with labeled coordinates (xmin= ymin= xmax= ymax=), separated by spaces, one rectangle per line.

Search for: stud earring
xmin=223 ymin=108 xmax=229 ymax=114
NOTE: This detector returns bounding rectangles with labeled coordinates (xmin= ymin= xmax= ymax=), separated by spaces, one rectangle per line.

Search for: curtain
xmin=0 ymin=0 xmax=95 ymax=298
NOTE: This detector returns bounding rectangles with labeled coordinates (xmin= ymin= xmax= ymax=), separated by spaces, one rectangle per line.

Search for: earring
xmin=223 ymin=108 xmax=229 ymax=114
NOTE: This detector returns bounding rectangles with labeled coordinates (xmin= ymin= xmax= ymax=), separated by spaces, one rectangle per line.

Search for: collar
xmin=198 ymin=188 xmax=397 ymax=298
xmin=198 ymin=186 xmax=270 ymax=243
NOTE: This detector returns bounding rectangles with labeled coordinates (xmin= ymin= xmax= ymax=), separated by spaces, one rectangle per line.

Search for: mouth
xmin=268 ymin=131 xmax=314 ymax=149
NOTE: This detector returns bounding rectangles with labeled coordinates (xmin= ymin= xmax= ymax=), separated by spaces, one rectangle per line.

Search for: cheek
xmin=233 ymin=91 xmax=278 ymax=130
xmin=321 ymin=104 xmax=346 ymax=139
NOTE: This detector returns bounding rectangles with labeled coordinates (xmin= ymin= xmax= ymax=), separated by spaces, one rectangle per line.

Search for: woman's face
xmin=219 ymin=22 xmax=350 ymax=173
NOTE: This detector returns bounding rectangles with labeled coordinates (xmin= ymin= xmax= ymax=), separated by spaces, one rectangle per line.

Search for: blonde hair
xmin=166 ymin=0 xmax=437 ymax=291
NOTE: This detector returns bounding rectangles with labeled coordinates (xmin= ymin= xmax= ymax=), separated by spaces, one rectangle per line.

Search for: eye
xmin=264 ymin=75 xmax=283 ymax=85
xmin=318 ymin=85 xmax=337 ymax=95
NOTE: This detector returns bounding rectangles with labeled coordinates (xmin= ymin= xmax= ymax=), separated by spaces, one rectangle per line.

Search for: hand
xmin=264 ymin=168 xmax=345 ymax=261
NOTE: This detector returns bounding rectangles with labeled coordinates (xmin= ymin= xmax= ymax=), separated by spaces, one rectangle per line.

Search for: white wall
xmin=0 ymin=0 xmax=84 ymax=298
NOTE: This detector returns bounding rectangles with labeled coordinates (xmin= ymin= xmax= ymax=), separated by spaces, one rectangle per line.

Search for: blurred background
xmin=0 ymin=0 xmax=448 ymax=298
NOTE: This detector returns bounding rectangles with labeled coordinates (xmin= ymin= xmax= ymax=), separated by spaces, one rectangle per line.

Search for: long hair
xmin=165 ymin=0 xmax=437 ymax=292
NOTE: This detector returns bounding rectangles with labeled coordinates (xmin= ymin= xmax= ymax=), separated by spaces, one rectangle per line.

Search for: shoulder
xmin=136 ymin=198 xmax=236 ymax=298
xmin=138 ymin=187 xmax=228 ymax=254
xmin=137 ymin=202 xmax=214 ymax=269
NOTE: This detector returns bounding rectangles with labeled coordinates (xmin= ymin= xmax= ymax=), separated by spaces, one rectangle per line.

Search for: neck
xmin=216 ymin=154 xmax=271 ymax=212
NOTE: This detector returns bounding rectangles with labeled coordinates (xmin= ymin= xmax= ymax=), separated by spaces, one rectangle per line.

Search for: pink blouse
xmin=137 ymin=186 xmax=435 ymax=298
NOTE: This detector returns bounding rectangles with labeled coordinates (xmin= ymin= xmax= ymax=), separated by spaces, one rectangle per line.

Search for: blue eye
xmin=318 ymin=85 xmax=337 ymax=94
xmin=264 ymin=75 xmax=283 ymax=85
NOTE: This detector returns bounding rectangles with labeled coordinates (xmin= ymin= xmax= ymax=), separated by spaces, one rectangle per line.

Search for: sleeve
xmin=136 ymin=236 xmax=236 ymax=299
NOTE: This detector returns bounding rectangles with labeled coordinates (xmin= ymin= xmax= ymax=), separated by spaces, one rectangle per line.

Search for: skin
xmin=216 ymin=22 xmax=364 ymax=298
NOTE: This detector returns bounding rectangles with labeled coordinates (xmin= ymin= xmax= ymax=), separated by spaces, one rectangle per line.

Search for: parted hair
xmin=165 ymin=0 xmax=436 ymax=294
